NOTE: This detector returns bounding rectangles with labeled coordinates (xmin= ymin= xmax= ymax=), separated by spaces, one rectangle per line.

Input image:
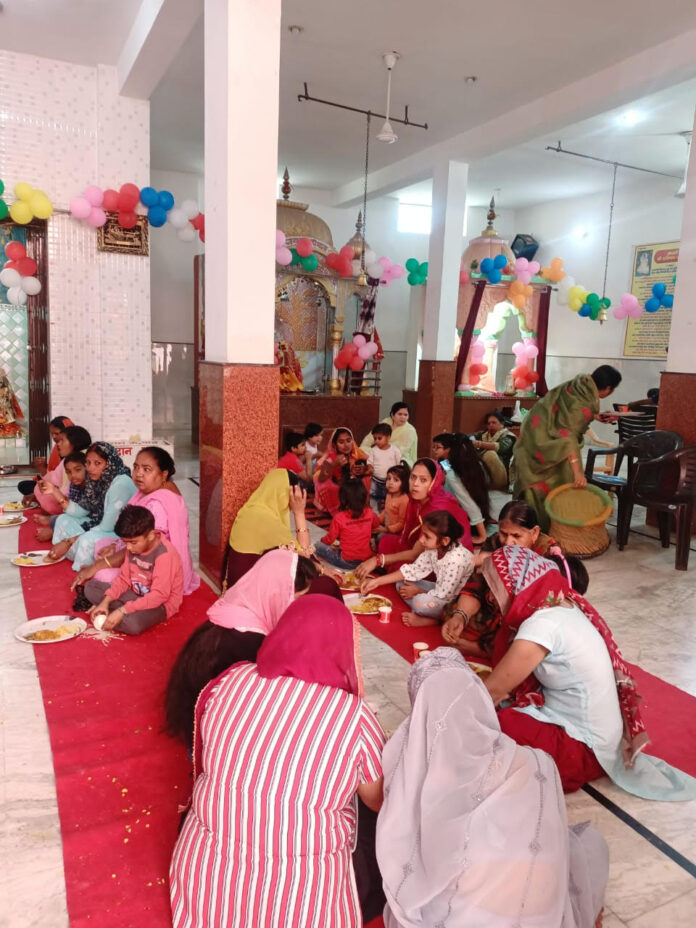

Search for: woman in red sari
xmin=314 ymin=427 xmax=367 ymax=515
xmin=355 ymin=458 xmax=472 ymax=581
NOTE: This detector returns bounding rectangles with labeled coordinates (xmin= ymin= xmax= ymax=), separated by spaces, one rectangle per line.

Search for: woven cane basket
xmin=544 ymin=483 xmax=613 ymax=559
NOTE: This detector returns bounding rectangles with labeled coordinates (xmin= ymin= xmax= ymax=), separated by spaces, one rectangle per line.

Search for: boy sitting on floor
xmin=277 ymin=431 xmax=312 ymax=485
xmin=85 ymin=504 xmax=183 ymax=635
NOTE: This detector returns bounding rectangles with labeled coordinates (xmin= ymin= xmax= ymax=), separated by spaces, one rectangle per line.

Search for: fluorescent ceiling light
xmin=618 ymin=110 xmax=644 ymax=127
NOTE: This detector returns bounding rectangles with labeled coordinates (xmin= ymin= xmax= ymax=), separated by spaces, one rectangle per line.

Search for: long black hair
xmin=447 ymin=433 xmax=490 ymax=521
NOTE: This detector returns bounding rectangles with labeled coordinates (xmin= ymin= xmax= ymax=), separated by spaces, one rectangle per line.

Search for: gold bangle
xmin=104 ymin=556 xmax=111 ymax=568
xmin=568 ymin=457 xmax=579 ymax=464
xmin=296 ymin=527 xmax=310 ymax=535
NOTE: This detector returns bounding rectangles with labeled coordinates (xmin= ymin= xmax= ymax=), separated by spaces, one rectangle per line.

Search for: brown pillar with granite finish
xmin=411 ymin=360 xmax=456 ymax=458
xmin=656 ymin=371 xmax=696 ymax=533
xmin=198 ymin=363 xmax=279 ymax=587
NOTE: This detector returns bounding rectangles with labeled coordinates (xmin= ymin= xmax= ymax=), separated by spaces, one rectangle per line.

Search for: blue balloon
xmin=652 ymin=282 xmax=666 ymax=299
xmin=480 ymin=257 xmax=493 ymax=274
xmin=493 ymin=254 xmax=507 ymax=269
xmin=644 ymin=297 xmax=661 ymax=313
xmin=158 ymin=190 xmax=174 ymax=211
xmin=488 ymin=269 xmax=502 ymax=284
xmin=148 ymin=205 xmax=167 ymax=227
xmin=140 ymin=186 xmax=159 ymax=207
xmin=661 ymin=293 xmax=674 ymax=308
xmin=578 ymin=304 xmax=591 ymax=317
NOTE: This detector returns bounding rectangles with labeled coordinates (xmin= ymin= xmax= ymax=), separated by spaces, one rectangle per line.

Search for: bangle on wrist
xmin=379 ymin=554 xmax=386 ymax=568
xmin=452 ymin=608 xmax=470 ymax=628
xmin=104 ymin=556 xmax=111 ymax=568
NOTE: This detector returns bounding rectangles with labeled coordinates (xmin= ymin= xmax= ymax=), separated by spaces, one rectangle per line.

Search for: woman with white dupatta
xmin=376 ymin=648 xmax=608 ymax=928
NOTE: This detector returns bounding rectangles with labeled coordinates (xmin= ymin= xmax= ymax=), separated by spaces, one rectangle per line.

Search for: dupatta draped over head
xmin=377 ymin=648 xmax=607 ymax=928
xmin=400 ymin=459 xmax=473 ymax=550
xmin=257 ymin=594 xmax=362 ymax=696
xmin=207 ymin=549 xmax=298 ymax=635
xmin=482 ymin=546 xmax=649 ymax=764
xmin=80 ymin=442 xmax=131 ymax=530
xmin=228 ymin=469 xmax=295 ymax=554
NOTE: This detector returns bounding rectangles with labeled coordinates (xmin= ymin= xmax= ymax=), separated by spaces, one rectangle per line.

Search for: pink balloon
xmin=471 ymin=343 xmax=486 ymax=359
xmin=87 ymin=206 xmax=107 ymax=227
xmin=276 ymin=246 xmax=292 ymax=266
xmin=378 ymin=256 xmax=391 ymax=269
xmin=517 ymin=271 xmax=532 ymax=285
xmin=70 ymin=196 xmax=91 ymax=219
xmin=275 ymin=229 xmax=285 ymax=248
xmin=613 ymin=305 xmax=628 ymax=320
xmin=353 ymin=334 xmax=367 ymax=347
xmin=525 ymin=345 xmax=539 ymax=359
xmin=512 ymin=341 xmax=525 ymax=357
xmin=83 ymin=185 xmax=104 ymax=207
xmin=358 ymin=345 xmax=371 ymax=360
xmin=366 ymin=341 xmax=378 ymax=356
xmin=528 ymin=260 xmax=540 ymax=275
xmin=390 ymin=264 xmax=405 ymax=279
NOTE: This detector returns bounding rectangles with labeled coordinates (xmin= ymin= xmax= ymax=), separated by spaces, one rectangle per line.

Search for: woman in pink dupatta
xmin=71 ymin=446 xmax=199 ymax=595
xmin=169 ymin=594 xmax=384 ymax=928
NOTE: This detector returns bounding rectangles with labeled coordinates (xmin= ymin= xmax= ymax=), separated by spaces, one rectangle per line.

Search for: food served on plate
xmin=3 ymin=501 xmax=25 ymax=511
xmin=13 ymin=552 xmax=54 ymax=566
xmin=467 ymin=661 xmax=492 ymax=680
xmin=25 ymin=622 xmax=82 ymax=642
xmin=340 ymin=571 xmax=362 ymax=591
xmin=348 ymin=594 xmax=392 ymax=614
xmin=0 ymin=515 xmax=23 ymax=526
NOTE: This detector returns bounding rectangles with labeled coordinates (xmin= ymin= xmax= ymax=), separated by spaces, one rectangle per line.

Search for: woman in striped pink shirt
xmin=169 ymin=594 xmax=385 ymax=928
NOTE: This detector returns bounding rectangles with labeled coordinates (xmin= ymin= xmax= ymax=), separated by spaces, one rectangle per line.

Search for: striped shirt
xmin=169 ymin=662 xmax=385 ymax=927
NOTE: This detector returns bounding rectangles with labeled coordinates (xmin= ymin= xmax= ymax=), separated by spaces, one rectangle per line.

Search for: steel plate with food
xmin=339 ymin=571 xmax=362 ymax=591
xmin=0 ymin=514 xmax=27 ymax=527
xmin=2 ymin=500 xmax=37 ymax=512
xmin=14 ymin=616 xmax=87 ymax=644
xmin=343 ymin=593 xmax=393 ymax=615
xmin=11 ymin=550 xmax=66 ymax=567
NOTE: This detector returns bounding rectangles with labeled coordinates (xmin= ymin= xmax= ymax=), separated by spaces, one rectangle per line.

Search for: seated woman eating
xmin=17 ymin=414 xmax=73 ymax=506
xmin=377 ymin=648 xmax=609 ymax=928
xmin=355 ymin=458 xmax=472 ymax=582
xmin=47 ymin=442 xmax=135 ymax=569
xmin=314 ymin=427 xmax=367 ymax=515
xmin=472 ymin=410 xmax=516 ymax=491
xmin=70 ymin=447 xmax=199 ymax=600
xmin=361 ymin=511 xmax=474 ymax=628
xmin=482 ymin=546 xmax=696 ymax=799
xmin=169 ymin=594 xmax=385 ymax=928
xmin=32 ymin=425 xmax=92 ymax=529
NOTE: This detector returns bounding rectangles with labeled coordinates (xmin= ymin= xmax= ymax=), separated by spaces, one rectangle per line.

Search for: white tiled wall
xmin=0 ymin=51 xmax=151 ymax=440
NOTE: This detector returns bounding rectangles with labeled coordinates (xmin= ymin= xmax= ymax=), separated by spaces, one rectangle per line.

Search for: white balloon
xmin=7 ymin=286 xmax=27 ymax=305
xmin=168 ymin=208 xmax=188 ymax=229
xmin=351 ymin=259 xmax=362 ymax=276
xmin=180 ymin=199 xmax=199 ymax=220
xmin=367 ymin=262 xmax=384 ymax=279
xmin=0 ymin=267 xmax=21 ymax=288
xmin=364 ymin=249 xmax=377 ymax=266
xmin=135 ymin=202 xmax=148 ymax=216
xmin=21 ymin=276 xmax=42 ymax=296
xmin=177 ymin=226 xmax=196 ymax=242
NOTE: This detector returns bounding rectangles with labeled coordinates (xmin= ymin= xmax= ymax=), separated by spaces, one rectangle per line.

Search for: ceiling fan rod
xmin=297 ymin=82 xmax=428 ymax=131
xmin=546 ymin=141 xmax=681 ymax=179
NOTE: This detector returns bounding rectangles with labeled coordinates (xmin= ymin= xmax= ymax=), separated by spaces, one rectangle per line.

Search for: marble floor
xmin=1 ymin=437 xmax=695 ymax=926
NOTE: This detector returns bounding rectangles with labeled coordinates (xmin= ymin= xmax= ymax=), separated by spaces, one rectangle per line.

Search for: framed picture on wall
xmin=97 ymin=212 xmax=149 ymax=256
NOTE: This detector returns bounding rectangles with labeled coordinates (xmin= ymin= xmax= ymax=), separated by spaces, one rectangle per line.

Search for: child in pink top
xmin=85 ymin=504 xmax=183 ymax=635
xmin=315 ymin=479 xmax=379 ymax=570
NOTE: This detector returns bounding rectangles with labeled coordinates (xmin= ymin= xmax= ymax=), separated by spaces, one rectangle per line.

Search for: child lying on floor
xmin=85 ymin=504 xmax=183 ymax=635
xmin=360 ymin=509 xmax=474 ymax=627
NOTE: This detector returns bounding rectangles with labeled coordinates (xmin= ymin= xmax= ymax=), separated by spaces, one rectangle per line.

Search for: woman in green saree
xmin=512 ymin=366 xmax=622 ymax=531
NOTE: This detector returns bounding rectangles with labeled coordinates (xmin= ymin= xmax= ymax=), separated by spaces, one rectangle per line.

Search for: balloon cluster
xmin=511 ymin=340 xmax=540 ymax=390
xmin=514 ymin=257 xmax=540 ymax=284
xmin=0 ymin=241 xmax=41 ymax=306
xmin=540 ymin=257 xmax=566 ymax=283
xmin=507 ymin=279 xmax=533 ymax=309
xmin=334 ymin=333 xmax=378 ymax=371
xmin=290 ymin=237 xmax=318 ymax=272
xmin=613 ymin=294 xmax=643 ymax=320
xmin=366 ymin=255 xmax=404 ymax=286
xmin=140 ymin=187 xmax=175 ymax=228
xmin=578 ymin=292 xmax=610 ymax=320
xmin=275 ymin=229 xmax=292 ymax=265
xmin=326 ymin=245 xmax=356 ymax=278
xmin=69 ymin=185 xmax=108 ymax=227
xmin=644 ymin=282 xmax=673 ymax=313
xmin=405 ymin=257 xmax=428 ymax=285
xmin=168 ymin=199 xmax=202 ymax=243
xmin=0 ymin=179 xmax=8 ymax=220
xmin=101 ymin=184 xmax=142 ymax=229
xmin=9 ymin=183 xmax=53 ymax=224
xmin=479 ymin=254 xmax=507 ymax=284
xmin=468 ymin=337 xmax=488 ymax=387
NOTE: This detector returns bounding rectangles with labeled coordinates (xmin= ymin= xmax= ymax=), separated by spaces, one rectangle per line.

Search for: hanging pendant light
xmin=376 ymin=53 xmax=399 ymax=144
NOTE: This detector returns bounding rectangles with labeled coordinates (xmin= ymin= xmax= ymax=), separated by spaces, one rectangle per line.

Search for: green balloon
xmin=0 ymin=178 xmax=4 ymax=196
xmin=587 ymin=292 xmax=599 ymax=305
xmin=0 ymin=200 xmax=7 ymax=221
xmin=405 ymin=257 xmax=420 ymax=273
xmin=407 ymin=272 xmax=420 ymax=285
xmin=600 ymin=297 xmax=611 ymax=309
xmin=419 ymin=262 xmax=429 ymax=277
xmin=300 ymin=254 xmax=318 ymax=272
xmin=290 ymin=248 xmax=300 ymax=264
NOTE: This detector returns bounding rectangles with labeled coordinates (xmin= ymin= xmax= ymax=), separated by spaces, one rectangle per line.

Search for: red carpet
xmin=16 ymin=521 xmax=215 ymax=928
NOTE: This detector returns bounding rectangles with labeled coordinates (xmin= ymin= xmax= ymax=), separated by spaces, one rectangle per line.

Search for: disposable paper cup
xmin=418 ymin=649 xmax=431 ymax=658
xmin=413 ymin=641 xmax=429 ymax=661
xmin=378 ymin=605 xmax=392 ymax=624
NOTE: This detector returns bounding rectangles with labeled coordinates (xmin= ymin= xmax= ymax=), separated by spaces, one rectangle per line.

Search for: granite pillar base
xmin=198 ymin=362 xmax=279 ymax=587
xmin=656 ymin=371 xmax=696 ymax=533
xmin=409 ymin=361 xmax=456 ymax=458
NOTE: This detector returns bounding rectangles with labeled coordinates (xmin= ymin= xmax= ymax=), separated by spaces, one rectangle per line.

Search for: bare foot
xmin=401 ymin=612 xmax=438 ymax=628
xmin=35 ymin=527 xmax=53 ymax=542
xmin=34 ymin=514 xmax=51 ymax=526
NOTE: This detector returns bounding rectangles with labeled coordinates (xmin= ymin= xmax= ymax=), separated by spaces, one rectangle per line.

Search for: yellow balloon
xmin=14 ymin=182 xmax=34 ymax=202
xmin=9 ymin=200 xmax=33 ymax=224
xmin=568 ymin=297 xmax=582 ymax=312
xmin=568 ymin=285 xmax=583 ymax=300
xmin=30 ymin=194 xmax=53 ymax=219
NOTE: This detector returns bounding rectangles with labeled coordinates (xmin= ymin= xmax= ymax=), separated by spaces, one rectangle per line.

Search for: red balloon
xmin=3 ymin=260 xmax=18 ymax=271
xmin=102 ymin=189 xmax=119 ymax=211
xmin=338 ymin=258 xmax=353 ymax=277
xmin=344 ymin=342 xmax=358 ymax=357
xmin=16 ymin=257 xmax=37 ymax=276
xmin=334 ymin=351 xmax=348 ymax=370
xmin=349 ymin=356 xmax=364 ymax=371
xmin=469 ymin=363 xmax=487 ymax=376
xmin=120 ymin=182 xmax=140 ymax=200
xmin=527 ymin=371 xmax=540 ymax=384
xmin=118 ymin=210 xmax=138 ymax=229
xmin=469 ymin=375 xmax=481 ymax=386
xmin=5 ymin=242 xmax=26 ymax=261
xmin=191 ymin=212 xmax=204 ymax=230
xmin=118 ymin=183 xmax=140 ymax=211
xmin=296 ymin=237 xmax=313 ymax=258
xmin=325 ymin=253 xmax=338 ymax=270
xmin=339 ymin=245 xmax=354 ymax=261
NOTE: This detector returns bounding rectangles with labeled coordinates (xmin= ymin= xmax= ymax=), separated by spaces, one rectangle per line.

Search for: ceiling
xmin=0 ymin=0 xmax=143 ymax=67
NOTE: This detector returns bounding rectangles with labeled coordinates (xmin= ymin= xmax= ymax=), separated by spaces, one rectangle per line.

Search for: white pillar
xmin=204 ymin=0 xmax=281 ymax=363
xmin=421 ymin=159 xmax=468 ymax=361
xmin=667 ymin=110 xmax=696 ymax=372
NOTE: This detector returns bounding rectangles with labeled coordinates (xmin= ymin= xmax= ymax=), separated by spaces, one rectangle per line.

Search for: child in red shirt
xmin=85 ymin=504 xmax=183 ymax=635
xmin=277 ymin=431 xmax=311 ymax=484
xmin=315 ymin=478 xmax=379 ymax=570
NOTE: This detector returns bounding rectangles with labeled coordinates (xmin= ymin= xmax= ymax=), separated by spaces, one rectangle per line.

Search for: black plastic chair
xmin=585 ymin=430 xmax=683 ymax=501
xmin=617 ymin=446 xmax=696 ymax=570
xmin=616 ymin=409 xmax=658 ymax=443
